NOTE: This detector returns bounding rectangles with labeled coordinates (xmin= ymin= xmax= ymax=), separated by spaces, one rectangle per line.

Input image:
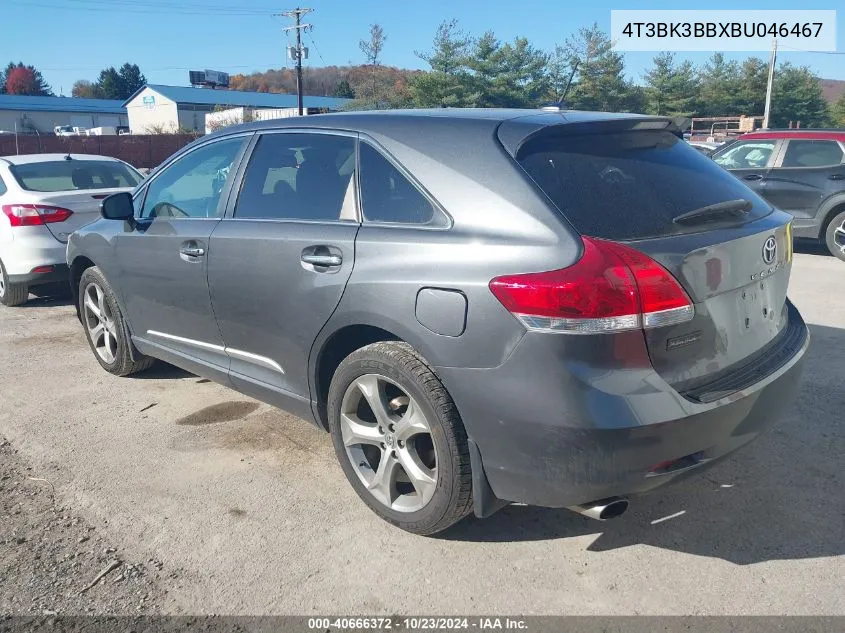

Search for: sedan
xmin=0 ymin=153 xmax=142 ymax=306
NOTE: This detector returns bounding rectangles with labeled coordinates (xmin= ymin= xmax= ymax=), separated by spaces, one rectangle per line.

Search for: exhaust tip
xmin=598 ymin=498 xmax=629 ymax=520
xmin=568 ymin=496 xmax=630 ymax=521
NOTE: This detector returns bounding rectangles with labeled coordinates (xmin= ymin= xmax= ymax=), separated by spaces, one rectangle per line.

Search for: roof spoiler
xmin=502 ymin=115 xmax=692 ymax=157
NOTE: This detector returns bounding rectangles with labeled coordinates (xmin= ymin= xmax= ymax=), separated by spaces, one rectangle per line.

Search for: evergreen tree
xmin=118 ymin=63 xmax=146 ymax=97
xmin=95 ymin=67 xmax=125 ymax=100
xmin=643 ymin=52 xmax=699 ymax=116
xmin=698 ymin=53 xmax=741 ymax=117
xmin=411 ymin=19 xmax=473 ymax=108
xmin=333 ymin=80 xmax=355 ymax=99
xmin=831 ymin=92 xmax=845 ymax=127
xmin=770 ymin=63 xmax=831 ymax=128
xmin=562 ymin=24 xmax=639 ymax=112
xmin=735 ymin=57 xmax=768 ymax=116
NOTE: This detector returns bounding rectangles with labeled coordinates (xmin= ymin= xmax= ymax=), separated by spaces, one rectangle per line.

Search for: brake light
xmin=489 ymin=237 xmax=694 ymax=334
xmin=2 ymin=204 xmax=73 ymax=227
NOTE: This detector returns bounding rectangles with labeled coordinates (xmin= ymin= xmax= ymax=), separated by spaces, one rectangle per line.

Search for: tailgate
xmin=511 ymin=122 xmax=800 ymax=391
xmin=631 ymin=217 xmax=795 ymax=390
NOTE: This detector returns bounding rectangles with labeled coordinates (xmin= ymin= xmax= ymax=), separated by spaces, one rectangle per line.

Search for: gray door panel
xmin=117 ymin=218 xmax=227 ymax=367
xmin=207 ymin=130 xmax=359 ymax=407
xmin=207 ymin=220 xmax=358 ymax=400
xmin=116 ymin=135 xmax=249 ymax=369
xmin=764 ymin=139 xmax=845 ymax=222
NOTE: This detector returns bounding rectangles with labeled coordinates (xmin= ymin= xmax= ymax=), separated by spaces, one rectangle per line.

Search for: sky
xmin=1 ymin=0 xmax=843 ymax=96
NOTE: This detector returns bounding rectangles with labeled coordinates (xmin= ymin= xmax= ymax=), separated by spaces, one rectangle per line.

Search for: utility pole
xmin=278 ymin=7 xmax=313 ymax=116
xmin=763 ymin=38 xmax=777 ymax=129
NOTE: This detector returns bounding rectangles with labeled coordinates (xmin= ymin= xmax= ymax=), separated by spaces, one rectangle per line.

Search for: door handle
xmin=828 ymin=174 xmax=845 ymax=181
xmin=743 ymin=174 xmax=763 ymax=181
xmin=180 ymin=245 xmax=206 ymax=257
xmin=301 ymin=253 xmax=342 ymax=267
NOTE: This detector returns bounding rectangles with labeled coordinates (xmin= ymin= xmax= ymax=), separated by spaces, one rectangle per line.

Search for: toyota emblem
xmin=762 ymin=236 xmax=777 ymax=265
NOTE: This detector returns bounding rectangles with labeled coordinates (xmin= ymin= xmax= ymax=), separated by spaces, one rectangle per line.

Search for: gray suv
xmin=67 ymin=109 xmax=809 ymax=535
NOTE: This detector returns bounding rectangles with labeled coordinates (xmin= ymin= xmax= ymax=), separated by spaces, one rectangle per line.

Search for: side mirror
xmin=101 ymin=192 xmax=135 ymax=221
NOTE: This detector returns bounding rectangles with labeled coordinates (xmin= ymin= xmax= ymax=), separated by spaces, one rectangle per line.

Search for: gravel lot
xmin=0 ymin=247 xmax=843 ymax=616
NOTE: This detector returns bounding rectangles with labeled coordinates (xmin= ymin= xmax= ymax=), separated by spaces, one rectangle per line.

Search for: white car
xmin=0 ymin=154 xmax=143 ymax=306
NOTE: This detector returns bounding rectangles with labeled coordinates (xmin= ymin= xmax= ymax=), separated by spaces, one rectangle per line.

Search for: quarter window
xmin=0 ymin=175 xmax=6 ymax=196
xmin=140 ymin=137 xmax=245 ymax=219
xmin=234 ymin=133 xmax=356 ymax=221
xmin=713 ymin=140 xmax=777 ymax=169
xmin=780 ymin=140 xmax=844 ymax=168
xmin=359 ymin=142 xmax=442 ymax=226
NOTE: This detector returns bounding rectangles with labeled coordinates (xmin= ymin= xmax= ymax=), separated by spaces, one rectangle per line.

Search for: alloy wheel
xmin=340 ymin=374 xmax=438 ymax=513
xmin=82 ymin=282 xmax=118 ymax=364
xmin=834 ymin=218 xmax=845 ymax=256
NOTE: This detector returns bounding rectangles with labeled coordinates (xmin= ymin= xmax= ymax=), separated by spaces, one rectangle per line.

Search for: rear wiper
xmin=672 ymin=199 xmax=752 ymax=225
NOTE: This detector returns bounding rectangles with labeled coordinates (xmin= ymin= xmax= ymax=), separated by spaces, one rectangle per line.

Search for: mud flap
xmin=468 ymin=438 xmax=509 ymax=518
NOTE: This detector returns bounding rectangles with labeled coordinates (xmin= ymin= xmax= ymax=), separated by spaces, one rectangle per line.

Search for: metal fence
xmin=0 ymin=134 xmax=200 ymax=169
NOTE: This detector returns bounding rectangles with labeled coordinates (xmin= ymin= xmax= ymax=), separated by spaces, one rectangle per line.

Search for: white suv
xmin=0 ymin=153 xmax=142 ymax=306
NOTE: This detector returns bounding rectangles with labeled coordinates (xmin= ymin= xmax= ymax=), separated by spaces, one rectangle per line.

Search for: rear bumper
xmin=0 ymin=226 xmax=67 ymax=279
xmin=436 ymin=303 xmax=809 ymax=509
xmin=8 ymin=263 xmax=70 ymax=286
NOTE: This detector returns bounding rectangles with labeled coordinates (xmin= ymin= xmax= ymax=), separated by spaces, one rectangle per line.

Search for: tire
xmin=0 ymin=258 xmax=29 ymax=307
xmin=78 ymin=266 xmax=155 ymax=376
xmin=824 ymin=209 xmax=845 ymax=262
xmin=327 ymin=341 xmax=473 ymax=535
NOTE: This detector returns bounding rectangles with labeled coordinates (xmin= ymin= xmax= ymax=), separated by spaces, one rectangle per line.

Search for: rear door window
xmin=234 ymin=133 xmax=356 ymax=222
xmin=517 ymin=130 xmax=773 ymax=240
xmin=712 ymin=140 xmax=778 ymax=169
xmin=780 ymin=140 xmax=844 ymax=168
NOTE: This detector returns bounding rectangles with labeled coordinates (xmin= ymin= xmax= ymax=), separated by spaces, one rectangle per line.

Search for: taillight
xmin=1 ymin=204 xmax=73 ymax=227
xmin=489 ymin=237 xmax=694 ymax=334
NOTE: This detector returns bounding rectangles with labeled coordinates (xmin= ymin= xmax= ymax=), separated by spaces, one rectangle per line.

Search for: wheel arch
xmin=820 ymin=197 xmax=845 ymax=237
xmin=310 ymin=323 xmax=404 ymax=430
xmin=69 ymin=255 xmax=96 ymax=321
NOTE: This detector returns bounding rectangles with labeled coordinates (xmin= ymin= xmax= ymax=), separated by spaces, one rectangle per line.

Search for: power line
xmin=776 ymin=44 xmax=845 ymax=55
xmin=6 ymin=0 xmax=273 ymax=16
xmin=40 ymin=64 xmax=263 ymax=72
xmin=307 ymin=32 xmax=327 ymax=65
xmin=57 ymin=0 xmax=278 ymax=9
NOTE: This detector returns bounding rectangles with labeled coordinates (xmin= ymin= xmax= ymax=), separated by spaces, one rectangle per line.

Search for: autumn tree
xmin=72 ymin=79 xmax=100 ymax=98
xmin=2 ymin=62 xmax=52 ymax=96
xmin=359 ymin=23 xmax=386 ymax=104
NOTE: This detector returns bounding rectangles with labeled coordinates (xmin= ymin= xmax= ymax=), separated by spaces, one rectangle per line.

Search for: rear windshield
xmin=10 ymin=160 xmax=142 ymax=192
xmin=516 ymin=130 xmax=772 ymax=240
